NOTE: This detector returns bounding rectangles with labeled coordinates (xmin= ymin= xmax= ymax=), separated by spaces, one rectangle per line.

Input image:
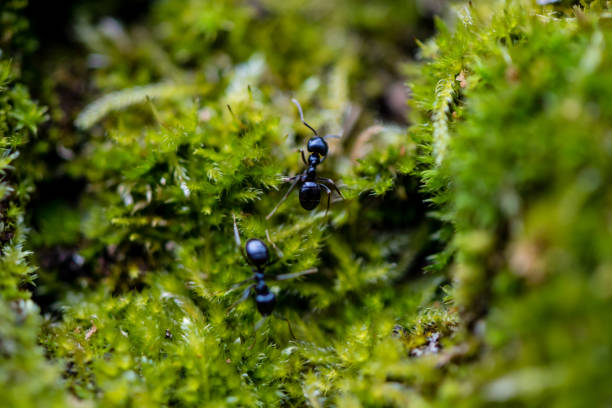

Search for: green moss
xmin=409 ymin=0 xmax=612 ymax=405
xmin=1 ymin=0 xmax=611 ymax=406
xmin=0 ymin=3 xmax=69 ymax=406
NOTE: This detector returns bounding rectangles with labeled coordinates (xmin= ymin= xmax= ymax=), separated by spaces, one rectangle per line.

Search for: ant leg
xmin=232 ymin=214 xmax=242 ymax=247
xmin=266 ymin=176 xmax=301 ymax=220
xmin=320 ymin=183 xmax=332 ymax=216
xmin=233 ymin=214 xmax=250 ymax=264
xmin=228 ymin=284 xmax=255 ymax=311
xmin=299 ymin=149 xmax=308 ymax=166
xmin=275 ymin=268 xmax=317 ymax=281
xmin=291 ymin=98 xmax=318 ymax=136
xmin=273 ymin=313 xmax=296 ymax=339
xmin=265 ymin=230 xmax=284 ymax=260
xmin=254 ymin=316 xmax=268 ymax=332
xmin=213 ymin=275 xmax=254 ymax=296
xmin=318 ymin=177 xmax=344 ymax=200
xmin=225 ymin=276 xmax=256 ymax=294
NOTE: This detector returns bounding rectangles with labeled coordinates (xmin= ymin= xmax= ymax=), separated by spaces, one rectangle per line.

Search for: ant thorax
xmin=254 ymin=271 xmax=265 ymax=281
xmin=255 ymin=279 xmax=268 ymax=293
xmin=308 ymin=153 xmax=320 ymax=166
xmin=306 ymin=165 xmax=317 ymax=180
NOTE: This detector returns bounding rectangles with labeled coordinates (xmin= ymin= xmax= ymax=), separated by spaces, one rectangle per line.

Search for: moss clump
xmin=1 ymin=0 xmax=611 ymax=406
xmin=409 ymin=0 xmax=612 ymax=405
xmin=0 ymin=3 xmax=69 ymax=407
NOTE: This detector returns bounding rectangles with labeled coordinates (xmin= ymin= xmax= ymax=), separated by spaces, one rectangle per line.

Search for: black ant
xmin=266 ymin=99 xmax=344 ymax=219
xmin=226 ymin=215 xmax=317 ymax=335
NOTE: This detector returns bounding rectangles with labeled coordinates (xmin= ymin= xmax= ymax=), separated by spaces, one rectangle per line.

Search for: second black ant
xmin=267 ymin=99 xmax=344 ymax=219
xmin=226 ymin=215 xmax=317 ymax=336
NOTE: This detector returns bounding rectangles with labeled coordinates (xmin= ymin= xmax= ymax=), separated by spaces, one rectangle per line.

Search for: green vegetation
xmin=1 ymin=0 xmax=610 ymax=406
xmin=0 ymin=3 xmax=67 ymax=407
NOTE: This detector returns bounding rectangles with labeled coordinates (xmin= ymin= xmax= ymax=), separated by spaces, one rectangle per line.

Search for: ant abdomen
xmin=255 ymin=280 xmax=275 ymax=316
xmin=255 ymin=291 xmax=276 ymax=316
xmin=299 ymin=182 xmax=321 ymax=210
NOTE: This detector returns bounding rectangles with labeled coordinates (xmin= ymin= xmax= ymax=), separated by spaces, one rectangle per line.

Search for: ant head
xmin=245 ymin=239 xmax=269 ymax=267
xmin=307 ymin=136 xmax=328 ymax=158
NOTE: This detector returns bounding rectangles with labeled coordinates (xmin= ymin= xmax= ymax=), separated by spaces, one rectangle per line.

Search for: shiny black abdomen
xmin=299 ymin=181 xmax=321 ymax=210
xmin=256 ymin=292 xmax=276 ymax=316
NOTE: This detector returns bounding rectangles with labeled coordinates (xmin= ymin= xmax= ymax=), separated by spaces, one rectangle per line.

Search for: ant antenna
xmin=265 ymin=230 xmax=284 ymax=259
xmin=291 ymin=98 xmax=318 ymax=136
